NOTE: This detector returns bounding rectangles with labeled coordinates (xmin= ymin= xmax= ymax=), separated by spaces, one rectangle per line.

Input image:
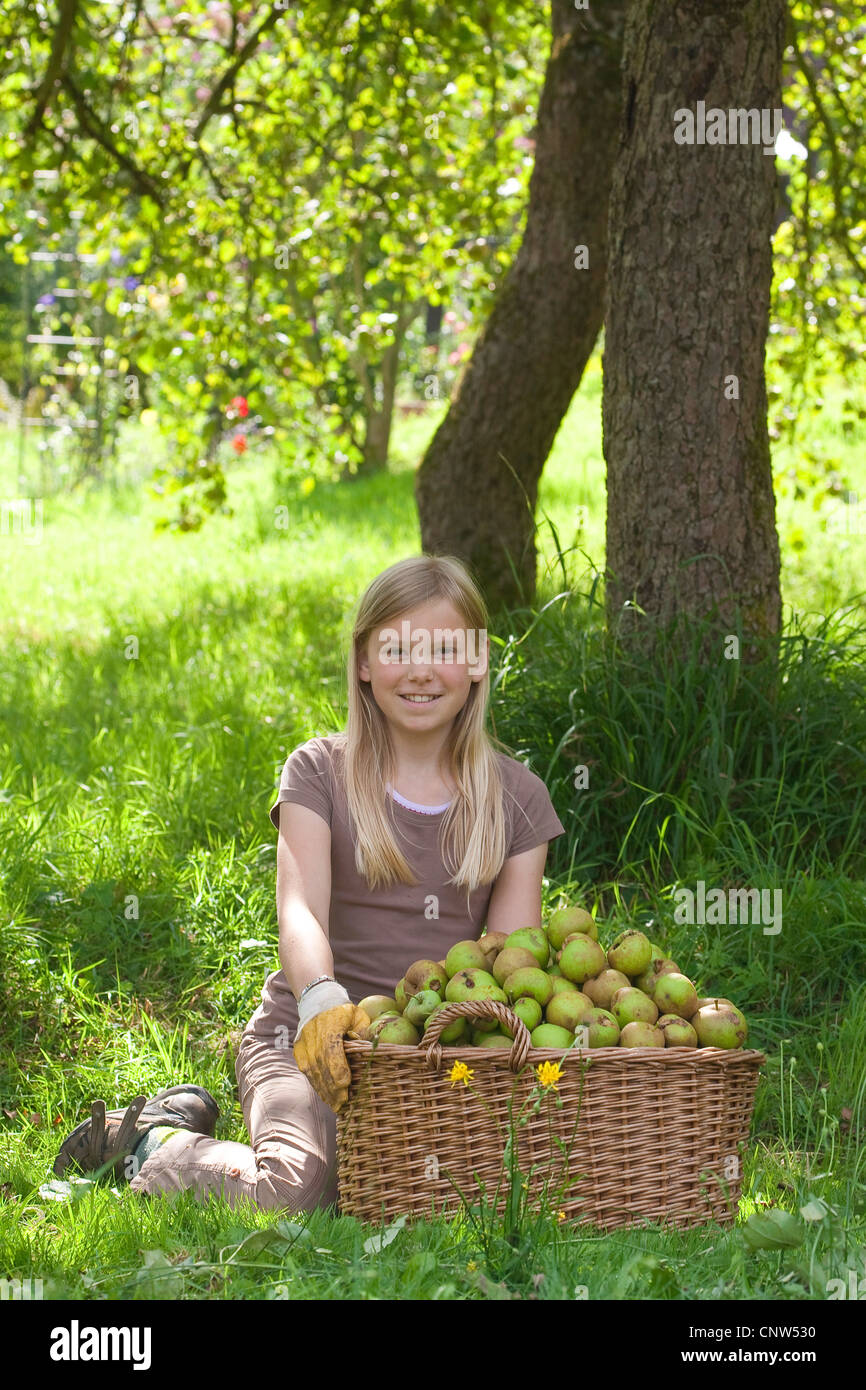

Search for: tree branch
xmin=60 ymin=72 xmax=165 ymax=205
xmin=191 ymin=3 xmax=285 ymax=143
xmin=23 ymin=0 xmax=80 ymax=138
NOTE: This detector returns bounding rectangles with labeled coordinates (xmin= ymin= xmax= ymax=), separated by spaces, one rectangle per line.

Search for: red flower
xmin=232 ymin=435 xmax=247 ymax=454
xmin=229 ymin=395 xmax=249 ymax=418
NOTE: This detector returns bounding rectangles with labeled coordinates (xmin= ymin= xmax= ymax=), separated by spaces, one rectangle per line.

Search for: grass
xmin=0 ymin=355 xmax=865 ymax=1299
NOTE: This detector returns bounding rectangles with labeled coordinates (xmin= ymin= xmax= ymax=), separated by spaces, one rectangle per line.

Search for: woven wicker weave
xmin=337 ymin=999 xmax=765 ymax=1229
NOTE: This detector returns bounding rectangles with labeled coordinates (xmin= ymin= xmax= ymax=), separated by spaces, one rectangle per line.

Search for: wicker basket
xmin=337 ymin=999 xmax=765 ymax=1229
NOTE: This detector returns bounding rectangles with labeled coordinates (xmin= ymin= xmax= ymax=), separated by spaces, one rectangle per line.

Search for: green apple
xmin=478 ymin=931 xmax=509 ymax=969
xmin=444 ymin=941 xmax=489 ymax=977
xmin=582 ymin=968 xmax=630 ymax=1010
xmin=358 ymin=995 xmax=400 ymax=1022
xmin=404 ymin=958 xmax=449 ymax=994
xmin=512 ymin=997 xmax=543 ymax=1031
xmin=473 ymin=1030 xmax=513 ymax=1049
xmin=610 ymin=986 xmax=659 ymax=1027
xmin=369 ymin=1015 xmax=420 ymax=1045
xmin=559 ymin=935 xmax=606 ymax=983
xmin=634 ymin=956 xmax=680 ymax=993
xmin=530 ymin=1023 xmax=576 ymax=1050
xmin=444 ymin=968 xmax=507 ymax=1005
xmin=619 ymin=1021 xmax=664 ymax=1048
xmin=547 ymin=905 xmax=598 ymax=949
xmin=469 ymin=1014 xmax=499 ymax=1033
xmin=546 ymin=990 xmax=595 ymax=1031
xmin=585 ymin=1008 xmax=620 ymax=1047
xmin=394 ymin=978 xmax=409 ymax=1011
xmin=657 ymin=1014 xmax=698 ymax=1047
xmin=503 ymin=927 xmax=549 ymax=968
xmin=694 ymin=996 xmax=735 ymax=1011
xmin=492 ymin=946 xmax=539 ymax=986
xmin=652 ymin=973 xmax=699 ymax=1020
xmin=404 ymin=988 xmax=444 ymax=1028
xmin=423 ymin=1007 xmax=468 ymax=1044
xmin=549 ymin=975 xmax=581 ymax=997
xmin=607 ymin=929 xmax=652 ymax=977
xmin=504 ymin=966 xmax=553 ymax=1007
xmin=691 ymin=1001 xmax=748 ymax=1048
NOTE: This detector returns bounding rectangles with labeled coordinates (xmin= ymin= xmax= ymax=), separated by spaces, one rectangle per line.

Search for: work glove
xmin=293 ymin=981 xmax=370 ymax=1112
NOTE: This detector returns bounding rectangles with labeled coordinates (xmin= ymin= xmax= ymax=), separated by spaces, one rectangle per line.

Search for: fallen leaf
xmin=363 ymin=1214 xmax=406 ymax=1254
xmin=220 ymin=1227 xmax=291 ymax=1263
xmin=134 ymin=1249 xmax=185 ymax=1297
xmin=799 ymin=1198 xmax=829 ymax=1222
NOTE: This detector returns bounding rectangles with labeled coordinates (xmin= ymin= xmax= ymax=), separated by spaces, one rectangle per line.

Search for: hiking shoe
xmin=53 ymin=1084 xmax=220 ymax=1179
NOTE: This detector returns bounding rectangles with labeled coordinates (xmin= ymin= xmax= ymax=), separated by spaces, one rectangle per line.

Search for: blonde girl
xmin=54 ymin=555 xmax=564 ymax=1210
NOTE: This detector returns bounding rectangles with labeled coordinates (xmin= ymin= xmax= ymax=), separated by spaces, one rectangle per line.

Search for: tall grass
xmin=1 ymin=365 xmax=864 ymax=1299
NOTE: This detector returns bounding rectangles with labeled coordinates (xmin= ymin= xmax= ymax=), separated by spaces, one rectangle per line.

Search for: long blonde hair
xmin=334 ymin=555 xmax=507 ymax=892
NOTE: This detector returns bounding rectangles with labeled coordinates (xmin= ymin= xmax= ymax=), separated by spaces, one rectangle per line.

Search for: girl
xmin=54 ymin=555 xmax=565 ymax=1212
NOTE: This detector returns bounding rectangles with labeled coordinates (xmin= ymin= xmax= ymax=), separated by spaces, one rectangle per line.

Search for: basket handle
xmin=423 ymin=999 xmax=531 ymax=1073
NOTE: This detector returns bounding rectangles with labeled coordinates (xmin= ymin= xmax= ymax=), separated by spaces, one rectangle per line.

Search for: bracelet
xmin=297 ymin=974 xmax=337 ymax=1003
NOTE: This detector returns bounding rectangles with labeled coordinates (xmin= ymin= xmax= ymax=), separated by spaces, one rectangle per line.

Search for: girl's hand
xmin=293 ymin=982 xmax=370 ymax=1111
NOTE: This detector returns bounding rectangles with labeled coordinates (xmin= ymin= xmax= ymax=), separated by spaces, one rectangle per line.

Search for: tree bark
xmin=358 ymin=333 xmax=401 ymax=475
xmin=415 ymin=0 xmax=626 ymax=610
xmin=348 ymin=301 xmax=419 ymax=477
xmin=602 ymin=0 xmax=786 ymax=652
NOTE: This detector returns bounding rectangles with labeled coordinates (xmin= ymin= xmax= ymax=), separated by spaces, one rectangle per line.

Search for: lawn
xmin=0 ymin=359 xmax=864 ymax=1300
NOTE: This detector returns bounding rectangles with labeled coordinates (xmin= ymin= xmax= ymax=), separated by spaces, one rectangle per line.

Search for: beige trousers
xmin=128 ymin=1021 xmax=338 ymax=1213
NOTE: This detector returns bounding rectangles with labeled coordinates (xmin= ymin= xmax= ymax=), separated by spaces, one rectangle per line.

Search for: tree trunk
xmin=349 ymin=302 xmax=418 ymax=478
xmin=357 ymin=334 xmax=401 ymax=475
xmin=602 ymin=0 xmax=785 ymax=653
xmin=416 ymin=0 xmax=626 ymax=610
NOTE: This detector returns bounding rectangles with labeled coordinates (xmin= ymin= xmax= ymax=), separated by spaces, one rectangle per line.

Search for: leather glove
xmin=293 ymin=983 xmax=370 ymax=1112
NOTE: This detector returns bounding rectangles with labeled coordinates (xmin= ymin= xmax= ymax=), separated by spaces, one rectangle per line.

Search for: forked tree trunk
xmin=603 ymin=0 xmax=786 ymax=652
xmin=415 ymin=0 xmax=626 ymax=610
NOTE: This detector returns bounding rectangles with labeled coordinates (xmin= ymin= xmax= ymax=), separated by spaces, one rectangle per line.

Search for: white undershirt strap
xmin=386 ymin=784 xmax=452 ymax=815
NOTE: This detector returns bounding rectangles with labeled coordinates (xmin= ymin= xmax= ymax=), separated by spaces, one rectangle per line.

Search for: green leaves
xmin=220 ymin=1221 xmax=311 ymax=1262
xmin=741 ymin=1208 xmax=805 ymax=1250
xmin=3 ymin=0 xmax=547 ymax=520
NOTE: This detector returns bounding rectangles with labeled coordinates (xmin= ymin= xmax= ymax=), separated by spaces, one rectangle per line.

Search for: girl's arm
xmin=484 ymin=842 xmax=549 ymax=935
xmin=276 ymin=801 xmax=335 ymax=1000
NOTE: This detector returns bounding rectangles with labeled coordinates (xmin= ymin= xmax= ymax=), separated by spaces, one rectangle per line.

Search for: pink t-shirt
xmin=250 ymin=734 xmax=565 ymax=1036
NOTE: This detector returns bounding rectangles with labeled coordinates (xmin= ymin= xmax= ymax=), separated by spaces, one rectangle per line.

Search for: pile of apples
xmin=358 ymin=906 xmax=750 ymax=1051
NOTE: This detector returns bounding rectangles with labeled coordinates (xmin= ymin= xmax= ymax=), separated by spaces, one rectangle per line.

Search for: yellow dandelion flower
xmin=466 ymin=1260 xmax=478 ymax=1272
xmin=449 ymin=1060 xmax=474 ymax=1087
xmin=557 ymin=1210 xmax=567 ymax=1223
xmin=536 ymin=1060 xmax=563 ymax=1092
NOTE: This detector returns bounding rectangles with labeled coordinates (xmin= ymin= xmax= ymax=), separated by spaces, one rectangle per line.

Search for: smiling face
xmin=357 ymin=596 xmax=488 ymax=737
